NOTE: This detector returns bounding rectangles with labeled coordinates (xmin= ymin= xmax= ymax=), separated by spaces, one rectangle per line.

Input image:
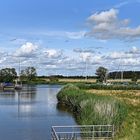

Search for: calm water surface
xmin=0 ymin=85 xmax=77 ymax=140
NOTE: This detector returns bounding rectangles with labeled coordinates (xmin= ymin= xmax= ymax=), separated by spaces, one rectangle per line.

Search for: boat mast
xmin=19 ymin=58 xmax=21 ymax=80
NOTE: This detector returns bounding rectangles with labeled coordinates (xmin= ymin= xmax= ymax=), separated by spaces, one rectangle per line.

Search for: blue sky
xmin=0 ymin=0 xmax=140 ymax=76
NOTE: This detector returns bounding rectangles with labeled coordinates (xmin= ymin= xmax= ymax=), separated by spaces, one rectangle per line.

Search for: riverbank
xmin=21 ymin=77 xmax=140 ymax=87
xmin=86 ymin=89 xmax=140 ymax=140
xmin=57 ymin=84 xmax=128 ymax=139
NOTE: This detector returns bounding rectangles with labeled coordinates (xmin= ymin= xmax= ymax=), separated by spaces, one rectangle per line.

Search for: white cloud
xmin=0 ymin=57 xmax=6 ymax=64
xmin=80 ymin=52 xmax=92 ymax=61
xmin=85 ymin=8 xmax=140 ymax=41
xmin=15 ymin=42 xmax=39 ymax=57
xmin=123 ymin=58 xmax=140 ymax=66
xmin=1 ymin=43 xmax=140 ymax=75
xmin=43 ymin=49 xmax=63 ymax=59
xmin=88 ymin=9 xmax=118 ymax=23
xmin=129 ymin=46 xmax=140 ymax=54
xmin=107 ymin=52 xmax=133 ymax=59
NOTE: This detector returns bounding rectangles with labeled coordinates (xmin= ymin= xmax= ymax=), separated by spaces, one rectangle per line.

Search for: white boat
xmin=15 ymin=79 xmax=22 ymax=90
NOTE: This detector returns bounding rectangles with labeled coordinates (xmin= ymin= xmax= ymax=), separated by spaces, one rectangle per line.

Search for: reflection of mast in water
xmin=17 ymin=90 xmax=33 ymax=118
xmin=17 ymin=85 xmax=37 ymax=118
xmin=17 ymin=91 xmax=21 ymax=117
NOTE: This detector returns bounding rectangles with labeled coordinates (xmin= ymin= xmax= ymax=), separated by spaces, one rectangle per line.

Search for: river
xmin=0 ymin=84 xmax=77 ymax=140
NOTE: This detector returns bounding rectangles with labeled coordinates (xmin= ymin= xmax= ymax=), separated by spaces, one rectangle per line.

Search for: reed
xmin=57 ymin=84 xmax=127 ymax=134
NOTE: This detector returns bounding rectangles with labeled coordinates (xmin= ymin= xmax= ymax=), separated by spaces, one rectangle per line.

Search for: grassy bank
xmin=86 ymin=89 xmax=140 ymax=140
xmin=57 ymin=84 xmax=127 ymax=138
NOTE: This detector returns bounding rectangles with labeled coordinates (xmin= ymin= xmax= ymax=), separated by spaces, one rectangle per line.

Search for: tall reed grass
xmin=57 ymin=84 xmax=127 ymax=133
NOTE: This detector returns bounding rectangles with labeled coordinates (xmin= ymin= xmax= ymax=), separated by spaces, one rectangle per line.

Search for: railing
xmin=51 ymin=125 xmax=114 ymax=140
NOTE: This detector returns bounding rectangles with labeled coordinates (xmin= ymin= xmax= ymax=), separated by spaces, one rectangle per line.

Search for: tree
xmin=20 ymin=67 xmax=37 ymax=81
xmin=0 ymin=68 xmax=17 ymax=82
xmin=131 ymin=72 xmax=138 ymax=84
xmin=95 ymin=66 xmax=108 ymax=83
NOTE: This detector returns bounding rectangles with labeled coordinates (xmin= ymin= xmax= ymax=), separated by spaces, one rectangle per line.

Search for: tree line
xmin=95 ymin=67 xmax=139 ymax=83
xmin=108 ymin=71 xmax=140 ymax=79
xmin=0 ymin=66 xmax=139 ymax=83
xmin=0 ymin=67 xmax=37 ymax=82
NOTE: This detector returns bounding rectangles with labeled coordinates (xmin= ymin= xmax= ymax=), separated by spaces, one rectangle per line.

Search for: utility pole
xmin=121 ymin=71 xmax=123 ymax=82
xmin=85 ymin=59 xmax=88 ymax=81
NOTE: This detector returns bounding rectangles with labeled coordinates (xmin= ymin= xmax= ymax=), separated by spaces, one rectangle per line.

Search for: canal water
xmin=0 ymin=85 xmax=77 ymax=140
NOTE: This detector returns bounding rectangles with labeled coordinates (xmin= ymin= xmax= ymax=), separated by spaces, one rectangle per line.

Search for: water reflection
xmin=16 ymin=85 xmax=40 ymax=118
xmin=0 ymin=84 xmax=76 ymax=140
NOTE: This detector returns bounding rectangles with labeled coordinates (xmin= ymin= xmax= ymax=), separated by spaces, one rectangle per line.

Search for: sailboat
xmin=15 ymin=79 xmax=22 ymax=90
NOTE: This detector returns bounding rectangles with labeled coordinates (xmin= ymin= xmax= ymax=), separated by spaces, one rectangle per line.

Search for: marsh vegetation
xmin=57 ymin=84 xmax=140 ymax=140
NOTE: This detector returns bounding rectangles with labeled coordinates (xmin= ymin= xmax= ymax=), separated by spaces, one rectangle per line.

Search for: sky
xmin=0 ymin=0 xmax=140 ymax=76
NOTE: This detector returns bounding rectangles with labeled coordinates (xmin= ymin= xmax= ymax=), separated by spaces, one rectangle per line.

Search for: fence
xmin=51 ymin=125 xmax=114 ymax=140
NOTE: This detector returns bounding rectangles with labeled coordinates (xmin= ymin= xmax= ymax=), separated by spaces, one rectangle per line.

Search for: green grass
xmin=57 ymin=84 xmax=127 ymax=137
xmin=76 ymin=83 xmax=140 ymax=90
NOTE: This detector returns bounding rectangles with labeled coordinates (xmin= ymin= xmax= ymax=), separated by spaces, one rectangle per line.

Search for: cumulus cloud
xmin=1 ymin=42 xmax=140 ymax=75
xmin=43 ymin=49 xmax=63 ymax=59
xmin=88 ymin=8 xmax=118 ymax=23
xmin=15 ymin=42 xmax=39 ymax=57
xmin=85 ymin=8 xmax=140 ymax=41
xmin=104 ymin=46 xmax=140 ymax=70
xmin=106 ymin=51 xmax=133 ymax=60
xmin=0 ymin=57 xmax=6 ymax=64
xmin=128 ymin=46 xmax=140 ymax=54
xmin=73 ymin=48 xmax=102 ymax=65
xmin=79 ymin=52 xmax=92 ymax=61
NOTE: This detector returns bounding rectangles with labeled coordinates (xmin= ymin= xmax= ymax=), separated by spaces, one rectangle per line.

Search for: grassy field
xmin=38 ymin=77 xmax=140 ymax=84
xmin=25 ymin=77 xmax=140 ymax=85
xmin=86 ymin=89 xmax=140 ymax=140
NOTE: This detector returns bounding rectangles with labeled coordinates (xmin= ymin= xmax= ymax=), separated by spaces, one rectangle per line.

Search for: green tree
xmin=0 ymin=68 xmax=17 ymax=82
xmin=131 ymin=72 xmax=138 ymax=84
xmin=95 ymin=66 xmax=108 ymax=83
xmin=20 ymin=67 xmax=37 ymax=81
